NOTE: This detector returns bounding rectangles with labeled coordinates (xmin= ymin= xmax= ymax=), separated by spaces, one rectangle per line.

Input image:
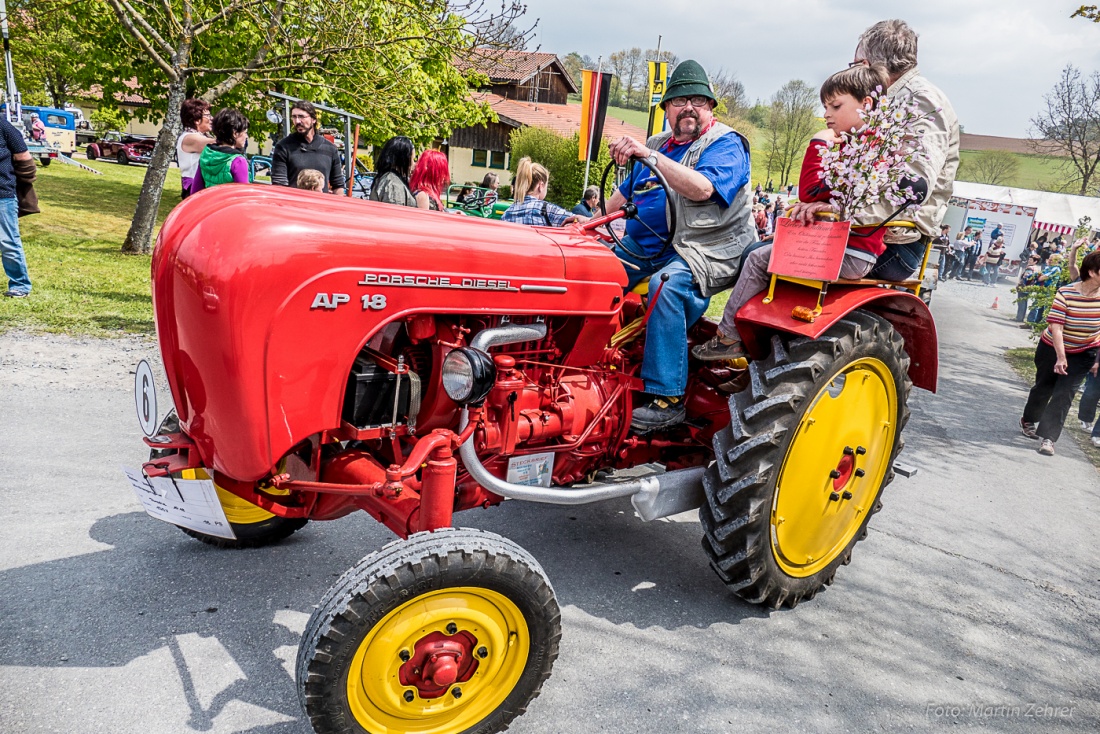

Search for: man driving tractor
xmin=605 ymin=60 xmax=756 ymax=432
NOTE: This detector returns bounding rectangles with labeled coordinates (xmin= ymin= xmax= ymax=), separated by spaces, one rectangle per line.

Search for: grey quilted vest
xmin=648 ymin=122 xmax=757 ymax=297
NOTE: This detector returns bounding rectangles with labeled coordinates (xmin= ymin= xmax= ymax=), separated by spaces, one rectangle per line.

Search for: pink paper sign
xmin=768 ymin=217 xmax=852 ymax=281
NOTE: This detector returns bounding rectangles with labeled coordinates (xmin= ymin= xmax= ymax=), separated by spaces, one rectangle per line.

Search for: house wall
xmin=490 ymin=68 xmax=572 ymax=105
xmin=450 ymin=120 xmax=512 ymax=152
xmin=449 ymin=146 xmax=512 ymax=187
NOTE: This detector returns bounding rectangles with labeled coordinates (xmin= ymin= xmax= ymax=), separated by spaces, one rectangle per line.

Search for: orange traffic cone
xmin=991 ymin=297 xmax=999 ymax=310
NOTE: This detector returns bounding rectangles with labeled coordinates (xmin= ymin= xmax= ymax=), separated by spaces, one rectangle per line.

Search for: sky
xmin=518 ymin=0 xmax=1100 ymax=138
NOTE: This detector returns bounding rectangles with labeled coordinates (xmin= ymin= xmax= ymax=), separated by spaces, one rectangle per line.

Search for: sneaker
xmin=1020 ymin=418 xmax=1039 ymax=439
xmin=1038 ymin=439 xmax=1055 ymax=456
xmin=631 ymin=395 xmax=686 ymax=432
xmin=3 ymin=289 xmax=29 ymax=298
xmin=1092 ymin=436 xmax=1100 ymax=448
xmin=692 ymin=335 xmax=747 ymax=362
xmin=1082 ymin=420 xmax=1093 ymax=431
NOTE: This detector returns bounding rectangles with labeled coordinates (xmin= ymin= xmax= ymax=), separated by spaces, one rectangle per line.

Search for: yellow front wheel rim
xmin=772 ymin=357 xmax=898 ymax=578
xmin=346 ymin=587 xmax=529 ymax=734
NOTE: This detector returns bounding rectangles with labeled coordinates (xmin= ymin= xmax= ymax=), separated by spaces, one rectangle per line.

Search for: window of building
xmin=471 ymin=149 xmax=487 ymax=167
xmin=489 ymin=151 xmax=507 ymax=169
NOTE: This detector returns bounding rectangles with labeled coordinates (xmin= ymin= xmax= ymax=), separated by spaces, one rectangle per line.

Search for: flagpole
xmin=582 ymin=55 xmax=602 ymax=193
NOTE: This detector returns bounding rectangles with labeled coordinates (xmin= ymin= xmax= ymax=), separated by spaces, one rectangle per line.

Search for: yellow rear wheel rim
xmin=179 ymin=468 xmax=280 ymax=525
xmin=772 ymin=357 xmax=898 ymax=578
xmin=346 ymin=587 xmax=529 ymax=734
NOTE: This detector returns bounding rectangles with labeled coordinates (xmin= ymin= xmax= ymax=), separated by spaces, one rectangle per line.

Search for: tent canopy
xmin=952 ymin=181 xmax=1099 ymax=233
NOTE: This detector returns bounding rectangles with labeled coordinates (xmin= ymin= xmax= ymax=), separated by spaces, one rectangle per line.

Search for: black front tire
xmin=86 ymin=146 xmax=97 ymax=160
xmin=151 ymin=411 xmax=308 ymax=549
xmin=701 ymin=310 xmax=911 ymax=609
xmin=298 ymin=528 xmax=561 ymax=734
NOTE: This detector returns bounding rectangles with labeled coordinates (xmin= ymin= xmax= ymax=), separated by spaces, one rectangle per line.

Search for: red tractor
xmin=135 ymin=164 xmax=936 ymax=734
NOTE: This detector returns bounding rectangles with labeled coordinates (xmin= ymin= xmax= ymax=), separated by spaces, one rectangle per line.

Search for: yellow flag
xmin=647 ymin=62 xmax=668 ymax=137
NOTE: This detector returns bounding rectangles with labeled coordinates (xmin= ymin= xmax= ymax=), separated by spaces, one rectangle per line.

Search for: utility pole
xmin=0 ymin=0 xmax=21 ymax=124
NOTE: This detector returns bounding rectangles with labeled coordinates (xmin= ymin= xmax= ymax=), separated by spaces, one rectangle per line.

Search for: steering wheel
xmin=597 ymin=155 xmax=678 ymax=261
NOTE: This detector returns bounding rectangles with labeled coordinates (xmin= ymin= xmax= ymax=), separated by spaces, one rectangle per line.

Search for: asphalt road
xmin=1 ymin=277 xmax=1098 ymax=733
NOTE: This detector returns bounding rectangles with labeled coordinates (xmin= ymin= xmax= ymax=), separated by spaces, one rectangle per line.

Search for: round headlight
xmin=441 ymin=348 xmax=496 ymax=405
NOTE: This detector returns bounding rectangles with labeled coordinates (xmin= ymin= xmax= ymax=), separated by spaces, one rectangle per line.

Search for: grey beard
xmin=675 ymin=113 xmax=701 ymax=140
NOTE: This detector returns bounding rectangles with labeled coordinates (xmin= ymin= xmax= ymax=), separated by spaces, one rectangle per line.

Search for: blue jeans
xmin=1078 ymin=372 xmax=1100 ymax=436
xmin=614 ymin=237 xmax=710 ymax=397
xmin=0 ymin=197 xmax=30 ymax=294
xmin=1015 ymin=294 xmax=1031 ymax=322
xmin=868 ymin=240 xmax=925 ymax=281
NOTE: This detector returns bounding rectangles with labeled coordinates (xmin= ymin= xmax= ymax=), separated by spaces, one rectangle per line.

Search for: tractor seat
xmin=630 ymin=277 xmax=651 ymax=296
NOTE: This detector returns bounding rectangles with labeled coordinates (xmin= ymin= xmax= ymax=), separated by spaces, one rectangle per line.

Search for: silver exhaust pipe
xmin=457 ymin=323 xmax=706 ymax=521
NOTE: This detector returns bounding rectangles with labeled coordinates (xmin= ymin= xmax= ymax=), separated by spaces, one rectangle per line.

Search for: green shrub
xmin=508 ymin=127 xmax=612 ymax=210
xmin=498 ymin=184 xmax=512 ymax=200
xmin=89 ymin=107 xmax=130 ymax=133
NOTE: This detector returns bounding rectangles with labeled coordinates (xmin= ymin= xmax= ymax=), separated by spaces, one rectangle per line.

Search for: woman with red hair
xmin=410 ymin=149 xmax=450 ymax=211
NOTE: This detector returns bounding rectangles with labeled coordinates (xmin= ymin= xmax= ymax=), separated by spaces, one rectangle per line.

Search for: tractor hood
xmin=152 ymin=184 xmax=628 ymax=481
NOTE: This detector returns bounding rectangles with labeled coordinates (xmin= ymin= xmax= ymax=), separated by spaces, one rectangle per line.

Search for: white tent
xmin=952 ymin=181 xmax=1100 ymax=234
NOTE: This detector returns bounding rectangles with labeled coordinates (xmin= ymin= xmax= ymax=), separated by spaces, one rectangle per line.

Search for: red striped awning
xmin=1033 ymin=220 xmax=1074 ymax=235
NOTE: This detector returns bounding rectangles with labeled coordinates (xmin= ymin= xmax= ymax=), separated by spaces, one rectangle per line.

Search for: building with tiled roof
xmin=456 ymin=50 xmax=578 ymax=104
xmin=448 ymin=55 xmax=643 ymax=187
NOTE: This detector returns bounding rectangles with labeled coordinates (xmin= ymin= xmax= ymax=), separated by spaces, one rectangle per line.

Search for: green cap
xmin=661 ymin=60 xmax=716 ymax=107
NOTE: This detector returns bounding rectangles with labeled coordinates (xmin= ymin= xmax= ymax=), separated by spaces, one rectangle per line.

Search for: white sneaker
xmin=1038 ymin=439 xmax=1055 ymax=456
xmin=1082 ymin=420 xmax=1092 ymax=431
xmin=1092 ymin=436 xmax=1100 ymax=448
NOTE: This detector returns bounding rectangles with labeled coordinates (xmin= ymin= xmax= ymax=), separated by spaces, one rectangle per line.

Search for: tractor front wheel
xmin=701 ymin=310 xmax=911 ymax=609
xmin=298 ymin=528 xmax=560 ymax=734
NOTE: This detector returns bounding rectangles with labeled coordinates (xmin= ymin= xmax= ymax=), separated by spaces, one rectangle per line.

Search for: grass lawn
xmin=958 ymin=150 xmax=1070 ymax=192
xmin=0 ymin=159 xmax=179 ymax=336
xmin=1004 ymin=345 xmax=1100 ymax=470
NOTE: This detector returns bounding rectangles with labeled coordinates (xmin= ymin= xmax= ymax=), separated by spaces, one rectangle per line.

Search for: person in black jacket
xmin=270 ymin=101 xmax=345 ymax=194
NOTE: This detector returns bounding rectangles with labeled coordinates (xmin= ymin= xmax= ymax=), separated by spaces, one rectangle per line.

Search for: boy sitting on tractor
xmin=693 ymin=64 xmax=894 ymax=362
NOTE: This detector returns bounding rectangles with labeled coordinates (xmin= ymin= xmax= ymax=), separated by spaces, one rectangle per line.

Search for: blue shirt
xmin=502 ymin=195 xmax=573 ymax=227
xmin=0 ymin=118 xmax=29 ymax=199
xmin=617 ymin=131 xmax=750 ymax=258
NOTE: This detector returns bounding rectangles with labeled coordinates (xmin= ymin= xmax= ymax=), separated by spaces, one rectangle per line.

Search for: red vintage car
xmin=86 ymin=130 xmax=154 ymax=165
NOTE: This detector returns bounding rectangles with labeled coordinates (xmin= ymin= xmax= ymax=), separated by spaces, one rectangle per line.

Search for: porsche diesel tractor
xmin=132 ymin=162 xmax=936 ymax=734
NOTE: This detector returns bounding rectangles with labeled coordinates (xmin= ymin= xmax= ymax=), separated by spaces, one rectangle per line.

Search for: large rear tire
xmin=701 ymin=310 xmax=911 ymax=609
xmin=298 ymin=528 xmax=560 ymax=734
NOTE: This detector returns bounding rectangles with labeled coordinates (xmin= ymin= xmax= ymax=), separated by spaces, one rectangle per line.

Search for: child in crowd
xmin=693 ymin=64 xmax=890 ymax=361
xmin=295 ymin=169 xmax=325 ymax=192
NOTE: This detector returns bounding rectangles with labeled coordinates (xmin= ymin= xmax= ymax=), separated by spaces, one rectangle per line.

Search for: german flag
xmin=578 ymin=69 xmax=613 ymax=162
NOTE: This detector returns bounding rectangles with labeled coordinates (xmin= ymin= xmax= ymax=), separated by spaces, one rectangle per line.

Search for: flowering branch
xmin=818 ymin=88 xmax=938 ymax=222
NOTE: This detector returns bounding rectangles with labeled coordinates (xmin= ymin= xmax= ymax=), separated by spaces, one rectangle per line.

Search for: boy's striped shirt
xmin=1042 ymin=285 xmax=1100 ymax=352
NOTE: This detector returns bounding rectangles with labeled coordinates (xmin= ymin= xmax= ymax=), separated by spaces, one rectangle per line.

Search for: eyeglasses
xmin=849 ymin=59 xmax=869 ymax=68
xmin=667 ymin=96 xmax=710 ymax=108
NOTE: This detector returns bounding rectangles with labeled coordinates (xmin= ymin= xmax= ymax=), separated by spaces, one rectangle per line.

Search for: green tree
xmin=508 ymin=126 xmax=611 ymax=209
xmin=35 ymin=0 xmax=527 ymax=253
xmin=1072 ymin=5 xmax=1100 ymax=21
xmin=6 ymin=3 xmax=90 ymax=108
xmin=959 ymin=150 xmax=1020 ymax=185
xmin=562 ymin=52 xmax=594 ymax=93
xmin=763 ymin=80 xmax=818 ymax=187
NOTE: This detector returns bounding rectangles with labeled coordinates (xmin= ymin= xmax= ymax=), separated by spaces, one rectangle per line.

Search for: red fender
xmin=734 ymin=280 xmax=938 ymax=393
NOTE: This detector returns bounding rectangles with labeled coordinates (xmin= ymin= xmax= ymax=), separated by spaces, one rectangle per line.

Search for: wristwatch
xmin=644 ymin=152 xmax=659 ymax=168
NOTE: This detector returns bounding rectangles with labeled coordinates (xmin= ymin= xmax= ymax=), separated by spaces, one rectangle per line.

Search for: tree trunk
xmin=121 ymin=77 xmax=186 ymax=254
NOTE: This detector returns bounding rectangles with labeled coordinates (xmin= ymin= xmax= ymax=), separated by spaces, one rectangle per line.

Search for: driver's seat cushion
xmin=630 ymin=277 xmax=651 ymax=296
